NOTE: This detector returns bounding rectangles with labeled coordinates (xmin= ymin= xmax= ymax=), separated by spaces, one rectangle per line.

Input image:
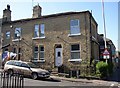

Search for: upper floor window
xmin=34 ymin=25 xmax=39 ymax=37
xmin=34 ymin=24 xmax=45 ymax=38
xmin=70 ymin=19 xmax=80 ymax=35
xmin=6 ymin=31 xmax=10 ymax=39
xmin=40 ymin=24 xmax=45 ymax=37
xmin=15 ymin=28 xmax=21 ymax=39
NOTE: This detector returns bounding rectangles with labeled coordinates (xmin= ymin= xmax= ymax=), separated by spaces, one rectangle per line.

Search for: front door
xmin=55 ymin=48 xmax=63 ymax=67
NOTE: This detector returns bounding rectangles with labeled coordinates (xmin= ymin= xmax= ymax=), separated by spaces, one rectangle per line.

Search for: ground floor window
xmin=71 ymin=44 xmax=80 ymax=59
xmin=34 ymin=45 xmax=44 ymax=61
xmin=40 ymin=45 xmax=44 ymax=60
xmin=34 ymin=46 xmax=39 ymax=60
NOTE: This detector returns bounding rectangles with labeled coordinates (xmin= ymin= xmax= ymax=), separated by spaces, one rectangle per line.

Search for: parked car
xmin=4 ymin=60 xmax=50 ymax=79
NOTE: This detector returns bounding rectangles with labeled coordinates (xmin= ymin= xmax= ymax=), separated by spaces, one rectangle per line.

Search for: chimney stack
xmin=3 ymin=5 xmax=11 ymax=22
xmin=32 ymin=4 xmax=42 ymax=18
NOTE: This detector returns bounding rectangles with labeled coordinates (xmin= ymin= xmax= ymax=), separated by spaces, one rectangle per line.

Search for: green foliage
xmin=96 ymin=61 xmax=114 ymax=78
xmin=96 ymin=61 xmax=108 ymax=78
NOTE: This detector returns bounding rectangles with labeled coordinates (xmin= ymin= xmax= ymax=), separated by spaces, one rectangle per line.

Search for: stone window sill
xmin=68 ymin=33 xmax=81 ymax=37
xmin=32 ymin=59 xmax=45 ymax=62
xmin=68 ymin=59 xmax=82 ymax=62
xmin=32 ymin=36 xmax=46 ymax=40
xmin=12 ymin=38 xmax=22 ymax=42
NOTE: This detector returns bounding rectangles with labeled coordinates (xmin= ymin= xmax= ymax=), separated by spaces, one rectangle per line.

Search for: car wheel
xmin=32 ymin=73 xmax=38 ymax=80
xmin=8 ymin=69 xmax=13 ymax=75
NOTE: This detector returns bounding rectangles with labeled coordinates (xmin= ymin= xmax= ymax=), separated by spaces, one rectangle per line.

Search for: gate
xmin=0 ymin=71 xmax=24 ymax=88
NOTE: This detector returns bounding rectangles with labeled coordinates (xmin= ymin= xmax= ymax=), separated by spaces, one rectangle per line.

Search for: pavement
xmin=50 ymin=75 xmax=119 ymax=86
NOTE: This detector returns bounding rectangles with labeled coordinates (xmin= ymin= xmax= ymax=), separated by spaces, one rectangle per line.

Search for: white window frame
xmin=34 ymin=24 xmax=39 ymax=37
xmin=33 ymin=24 xmax=45 ymax=39
xmin=34 ymin=46 xmax=39 ymax=60
xmin=68 ymin=44 xmax=82 ymax=62
xmin=40 ymin=24 xmax=45 ymax=37
xmin=69 ymin=19 xmax=80 ymax=36
xmin=6 ymin=31 xmax=10 ymax=39
xmin=33 ymin=45 xmax=45 ymax=62
xmin=39 ymin=45 xmax=44 ymax=60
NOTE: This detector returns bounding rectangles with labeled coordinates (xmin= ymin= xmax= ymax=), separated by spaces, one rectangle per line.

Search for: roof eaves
xmin=2 ymin=11 xmax=91 ymax=24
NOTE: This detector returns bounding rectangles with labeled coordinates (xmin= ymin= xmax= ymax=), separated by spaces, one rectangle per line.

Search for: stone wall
xmin=2 ymin=12 xmax=98 ymax=75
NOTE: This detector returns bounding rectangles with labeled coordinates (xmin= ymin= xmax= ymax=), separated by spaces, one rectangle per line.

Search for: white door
xmin=55 ymin=48 xmax=63 ymax=67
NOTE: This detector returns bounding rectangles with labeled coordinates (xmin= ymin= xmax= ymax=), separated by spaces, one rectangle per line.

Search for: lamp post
xmin=10 ymin=26 xmax=21 ymax=60
xmin=102 ymin=0 xmax=107 ymax=49
xmin=16 ymin=30 xmax=21 ymax=60
xmin=102 ymin=0 xmax=109 ymax=63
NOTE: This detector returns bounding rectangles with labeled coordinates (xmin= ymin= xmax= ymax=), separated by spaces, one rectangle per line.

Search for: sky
xmin=0 ymin=1 xmax=118 ymax=50
xmin=118 ymin=2 xmax=120 ymax=51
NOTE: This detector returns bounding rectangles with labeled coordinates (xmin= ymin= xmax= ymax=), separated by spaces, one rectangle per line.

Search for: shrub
xmin=96 ymin=61 xmax=108 ymax=78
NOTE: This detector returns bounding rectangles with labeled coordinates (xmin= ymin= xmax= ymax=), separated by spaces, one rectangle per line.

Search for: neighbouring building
xmin=0 ymin=18 xmax=2 ymax=68
xmin=1 ymin=5 xmax=99 ymax=76
xmin=98 ymin=34 xmax=116 ymax=63
xmin=118 ymin=1 xmax=120 ymax=52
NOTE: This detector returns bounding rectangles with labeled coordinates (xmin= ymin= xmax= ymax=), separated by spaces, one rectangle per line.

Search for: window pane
xmin=40 ymin=46 xmax=44 ymax=59
xmin=21 ymin=63 xmax=28 ymax=67
xmin=71 ymin=52 xmax=80 ymax=59
xmin=40 ymin=24 xmax=45 ymax=37
xmin=70 ymin=27 xmax=80 ymax=34
xmin=6 ymin=31 xmax=10 ymax=39
xmin=34 ymin=25 xmax=39 ymax=37
xmin=15 ymin=28 xmax=21 ymax=38
xmin=70 ymin=20 xmax=80 ymax=34
xmin=7 ymin=61 xmax=14 ymax=65
xmin=34 ymin=53 xmax=38 ymax=58
xmin=40 ymin=46 xmax=44 ymax=51
xmin=34 ymin=46 xmax=38 ymax=52
xmin=15 ymin=62 xmax=21 ymax=66
xmin=71 ymin=44 xmax=79 ymax=51
xmin=40 ymin=52 xmax=44 ymax=59
xmin=70 ymin=20 xmax=79 ymax=26
xmin=58 ymin=52 xmax=61 ymax=57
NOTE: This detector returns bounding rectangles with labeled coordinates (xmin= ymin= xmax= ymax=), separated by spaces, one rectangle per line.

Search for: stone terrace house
xmin=1 ymin=5 xmax=99 ymax=76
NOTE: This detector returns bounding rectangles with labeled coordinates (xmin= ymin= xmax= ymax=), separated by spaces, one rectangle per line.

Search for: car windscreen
xmin=27 ymin=63 xmax=39 ymax=68
xmin=7 ymin=61 xmax=15 ymax=65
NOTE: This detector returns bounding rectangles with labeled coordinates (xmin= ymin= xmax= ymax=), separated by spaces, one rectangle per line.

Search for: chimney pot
xmin=7 ymin=5 xmax=10 ymax=10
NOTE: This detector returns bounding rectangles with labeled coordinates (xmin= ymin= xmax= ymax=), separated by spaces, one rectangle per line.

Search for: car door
xmin=20 ymin=63 xmax=31 ymax=76
xmin=14 ymin=62 xmax=22 ymax=73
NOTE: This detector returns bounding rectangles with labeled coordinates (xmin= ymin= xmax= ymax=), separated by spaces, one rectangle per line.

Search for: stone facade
xmin=1 ymin=5 xmax=99 ymax=76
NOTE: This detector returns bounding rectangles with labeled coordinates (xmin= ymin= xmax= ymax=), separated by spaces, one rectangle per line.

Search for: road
xmin=0 ymin=72 xmax=119 ymax=87
xmin=23 ymin=77 xmax=119 ymax=87
xmin=24 ymin=77 xmax=93 ymax=86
